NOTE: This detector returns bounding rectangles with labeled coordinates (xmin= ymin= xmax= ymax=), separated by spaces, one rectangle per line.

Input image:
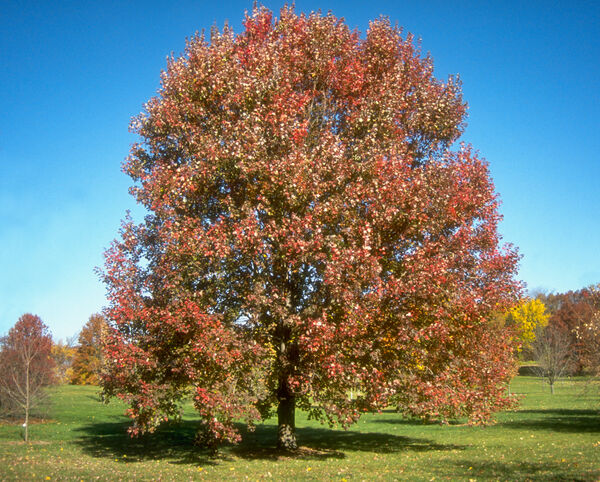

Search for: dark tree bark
xmin=277 ymin=379 xmax=297 ymax=450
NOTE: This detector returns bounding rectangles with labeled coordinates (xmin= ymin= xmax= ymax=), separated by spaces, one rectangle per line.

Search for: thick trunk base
xmin=277 ymin=423 xmax=298 ymax=451
xmin=277 ymin=390 xmax=297 ymax=451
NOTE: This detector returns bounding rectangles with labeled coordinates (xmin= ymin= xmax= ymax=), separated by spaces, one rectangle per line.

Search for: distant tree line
xmin=534 ymin=285 xmax=600 ymax=374
xmin=1 ymin=284 xmax=598 ymax=441
xmin=503 ymin=285 xmax=600 ymax=392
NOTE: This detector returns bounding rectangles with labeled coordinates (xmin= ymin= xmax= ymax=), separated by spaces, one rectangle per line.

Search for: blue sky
xmin=1 ymin=0 xmax=598 ymax=340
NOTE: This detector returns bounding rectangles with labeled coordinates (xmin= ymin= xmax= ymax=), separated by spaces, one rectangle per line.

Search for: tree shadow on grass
xmin=74 ymin=418 xmax=465 ymax=465
xmin=73 ymin=419 xmax=217 ymax=466
xmin=499 ymin=409 xmax=600 ymax=434
xmin=231 ymin=422 xmax=465 ymax=461
xmin=437 ymin=459 xmax=600 ymax=481
xmin=369 ymin=408 xmax=600 ymax=434
xmin=367 ymin=411 xmax=468 ymax=427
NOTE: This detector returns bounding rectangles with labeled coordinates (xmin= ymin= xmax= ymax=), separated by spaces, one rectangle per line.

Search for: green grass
xmin=1 ymin=376 xmax=599 ymax=480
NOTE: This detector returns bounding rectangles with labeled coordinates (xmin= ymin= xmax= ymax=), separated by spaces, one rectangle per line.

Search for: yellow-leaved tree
xmin=508 ymin=298 xmax=550 ymax=350
xmin=70 ymin=314 xmax=107 ymax=385
xmin=51 ymin=338 xmax=76 ymax=384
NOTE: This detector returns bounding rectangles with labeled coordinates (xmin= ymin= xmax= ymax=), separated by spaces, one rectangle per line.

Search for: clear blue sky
xmin=1 ymin=0 xmax=598 ymax=340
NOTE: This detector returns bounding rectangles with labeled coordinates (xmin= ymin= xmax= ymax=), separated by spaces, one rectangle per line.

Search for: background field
xmin=1 ymin=376 xmax=598 ymax=480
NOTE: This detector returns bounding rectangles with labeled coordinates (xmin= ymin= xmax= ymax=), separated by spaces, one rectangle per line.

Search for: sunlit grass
xmin=1 ymin=376 xmax=598 ymax=480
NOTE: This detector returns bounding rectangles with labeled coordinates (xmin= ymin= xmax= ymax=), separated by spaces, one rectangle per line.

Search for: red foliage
xmin=101 ymin=6 xmax=521 ymax=448
xmin=0 ymin=314 xmax=55 ymax=439
xmin=0 ymin=314 xmax=55 ymax=389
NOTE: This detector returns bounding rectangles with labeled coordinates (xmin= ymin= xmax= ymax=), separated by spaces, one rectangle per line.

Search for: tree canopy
xmin=102 ymin=6 xmax=521 ymax=450
xmin=536 ymin=285 xmax=600 ymax=373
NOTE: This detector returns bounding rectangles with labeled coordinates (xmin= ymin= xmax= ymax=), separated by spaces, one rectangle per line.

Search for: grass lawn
xmin=1 ymin=376 xmax=598 ymax=480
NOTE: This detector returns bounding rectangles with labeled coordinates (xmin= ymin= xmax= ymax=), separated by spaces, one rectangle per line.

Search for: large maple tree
xmin=102 ymin=6 xmax=521 ymax=450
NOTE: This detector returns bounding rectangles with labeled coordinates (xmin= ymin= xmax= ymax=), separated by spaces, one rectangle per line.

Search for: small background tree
xmin=533 ymin=325 xmax=574 ymax=394
xmin=0 ymin=314 xmax=55 ymax=441
xmin=70 ymin=314 xmax=107 ymax=385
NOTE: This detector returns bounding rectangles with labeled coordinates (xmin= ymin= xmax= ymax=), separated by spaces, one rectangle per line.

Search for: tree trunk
xmin=277 ymin=381 xmax=297 ymax=451
xmin=25 ymin=359 xmax=30 ymax=443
